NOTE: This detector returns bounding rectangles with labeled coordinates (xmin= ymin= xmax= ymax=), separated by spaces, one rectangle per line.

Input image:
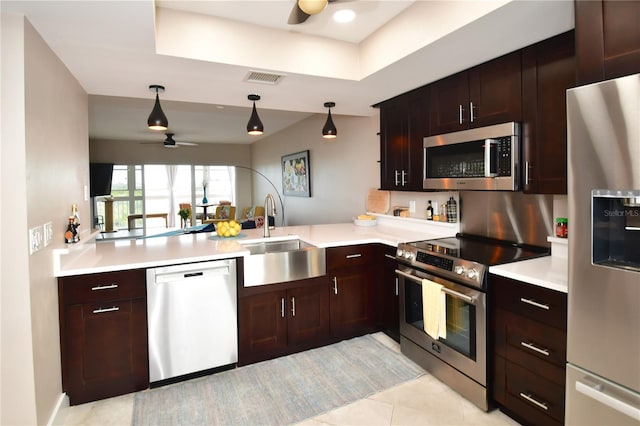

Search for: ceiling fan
xmin=288 ymin=0 xmax=340 ymax=25
xmin=141 ymin=132 xmax=198 ymax=149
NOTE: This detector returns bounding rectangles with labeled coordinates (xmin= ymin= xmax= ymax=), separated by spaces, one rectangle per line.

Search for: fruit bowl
xmin=215 ymin=220 xmax=242 ymax=238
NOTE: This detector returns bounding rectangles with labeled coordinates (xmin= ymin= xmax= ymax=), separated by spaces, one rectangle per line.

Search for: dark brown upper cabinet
xmin=429 ymin=51 xmax=522 ymax=135
xmin=378 ymin=86 xmax=429 ymax=191
xmin=575 ymin=0 xmax=640 ymax=85
xmin=522 ymin=31 xmax=576 ymax=195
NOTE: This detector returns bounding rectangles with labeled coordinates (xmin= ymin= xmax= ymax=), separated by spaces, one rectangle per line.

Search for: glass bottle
xmin=71 ymin=204 xmax=80 ymax=241
xmin=64 ymin=216 xmax=77 ymax=244
xmin=426 ymin=200 xmax=433 ymax=220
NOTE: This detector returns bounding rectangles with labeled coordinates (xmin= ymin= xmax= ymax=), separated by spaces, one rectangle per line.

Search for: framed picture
xmin=282 ymin=150 xmax=311 ymax=197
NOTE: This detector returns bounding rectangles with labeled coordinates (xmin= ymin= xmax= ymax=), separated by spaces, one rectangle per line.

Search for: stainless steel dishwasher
xmin=146 ymin=259 xmax=237 ymax=385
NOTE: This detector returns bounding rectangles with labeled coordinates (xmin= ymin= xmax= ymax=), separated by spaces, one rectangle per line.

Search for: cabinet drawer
xmin=60 ymin=269 xmax=146 ymax=305
xmin=327 ymin=245 xmax=377 ymax=270
xmin=492 ymin=274 xmax=566 ymax=330
xmin=504 ymin=360 xmax=565 ymax=424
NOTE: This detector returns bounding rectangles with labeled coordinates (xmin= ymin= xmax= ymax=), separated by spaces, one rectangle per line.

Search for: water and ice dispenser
xmin=592 ymin=190 xmax=640 ymax=271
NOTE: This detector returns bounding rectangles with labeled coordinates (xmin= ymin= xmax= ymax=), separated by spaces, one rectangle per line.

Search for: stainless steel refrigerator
xmin=566 ymin=73 xmax=640 ymax=424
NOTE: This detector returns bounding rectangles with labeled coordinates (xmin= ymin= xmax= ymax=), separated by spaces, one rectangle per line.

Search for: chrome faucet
xmin=263 ymin=193 xmax=276 ymax=237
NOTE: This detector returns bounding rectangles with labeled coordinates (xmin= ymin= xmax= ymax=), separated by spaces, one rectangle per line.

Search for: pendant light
xmin=322 ymin=102 xmax=337 ymax=139
xmin=298 ymin=0 xmax=328 ymax=15
xmin=147 ymin=85 xmax=168 ymax=131
xmin=247 ymin=94 xmax=264 ymax=135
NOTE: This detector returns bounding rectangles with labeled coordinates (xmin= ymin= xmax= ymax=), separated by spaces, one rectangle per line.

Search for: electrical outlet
xmin=44 ymin=222 xmax=53 ymax=247
xmin=409 ymin=200 xmax=416 ymax=213
xmin=29 ymin=226 xmax=43 ymax=254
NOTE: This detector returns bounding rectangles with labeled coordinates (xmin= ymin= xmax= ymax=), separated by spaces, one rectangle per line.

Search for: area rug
xmin=132 ymin=334 xmax=424 ymax=425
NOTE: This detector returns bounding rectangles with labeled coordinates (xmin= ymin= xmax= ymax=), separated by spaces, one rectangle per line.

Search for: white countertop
xmin=55 ymin=218 xmax=568 ymax=293
xmin=489 ymin=255 xmax=568 ymax=293
xmin=54 ymin=220 xmax=453 ymax=277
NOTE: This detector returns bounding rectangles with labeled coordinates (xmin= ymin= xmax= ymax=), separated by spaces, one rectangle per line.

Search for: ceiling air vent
xmin=245 ymin=70 xmax=285 ymax=85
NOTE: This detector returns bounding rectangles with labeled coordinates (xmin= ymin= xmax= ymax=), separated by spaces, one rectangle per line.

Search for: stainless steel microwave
xmin=423 ymin=122 xmax=520 ymax=191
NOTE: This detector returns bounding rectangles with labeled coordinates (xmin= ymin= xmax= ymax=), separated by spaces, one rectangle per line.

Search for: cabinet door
xmin=406 ymin=86 xmax=429 ymax=190
xmin=522 ymin=31 xmax=575 ymax=194
xmin=429 ymin=71 xmax=469 ymax=135
xmin=61 ymin=298 xmax=148 ymax=405
xmin=288 ymin=284 xmax=330 ymax=345
xmin=576 ymin=0 xmax=640 ymax=85
xmin=469 ymin=51 xmax=522 ymax=128
xmin=379 ymin=247 xmax=400 ymax=341
xmin=329 ymin=266 xmax=376 ymax=339
xmin=379 ymin=96 xmax=409 ymax=190
xmin=238 ymin=290 xmax=287 ymax=363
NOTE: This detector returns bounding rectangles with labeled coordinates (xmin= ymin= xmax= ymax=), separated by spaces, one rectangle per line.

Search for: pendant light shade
xmin=147 ymin=85 xmax=168 ymax=131
xmin=298 ymin=0 xmax=328 ymax=15
xmin=322 ymin=102 xmax=337 ymax=139
xmin=247 ymin=94 xmax=264 ymax=135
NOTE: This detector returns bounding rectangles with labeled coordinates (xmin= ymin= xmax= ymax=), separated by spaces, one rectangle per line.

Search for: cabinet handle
xmin=333 ymin=277 xmax=338 ymax=295
xmin=395 ymin=277 xmax=399 ymax=296
xmin=576 ymin=378 xmax=640 ymax=421
xmin=519 ymin=392 xmax=549 ymax=411
xmin=92 ymin=306 xmax=120 ymax=314
xmin=459 ymin=104 xmax=464 ymax=124
xmin=525 ymin=161 xmax=531 ymax=185
xmin=91 ymin=283 xmax=118 ymax=291
xmin=520 ymin=341 xmax=550 ymax=357
xmin=401 ymin=170 xmax=407 ymax=186
xmin=469 ymin=101 xmax=475 ymax=123
xmin=384 ymin=254 xmax=395 ymax=260
xmin=346 ymin=253 xmax=362 ymax=259
xmin=395 ymin=170 xmax=400 ymax=186
xmin=520 ymin=297 xmax=550 ymax=310
xmin=281 ymin=297 xmax=285 ymax=318
xmin=291 ymin=297 xmax=296 ymax=317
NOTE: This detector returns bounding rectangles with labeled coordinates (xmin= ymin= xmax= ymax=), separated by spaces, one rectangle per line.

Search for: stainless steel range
xmin=396 ymin=233 xmax=549 ymax=410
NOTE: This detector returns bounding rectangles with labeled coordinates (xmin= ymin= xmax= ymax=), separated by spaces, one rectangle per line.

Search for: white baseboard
xmin=47 ymin=393 xmax=69 ymax=426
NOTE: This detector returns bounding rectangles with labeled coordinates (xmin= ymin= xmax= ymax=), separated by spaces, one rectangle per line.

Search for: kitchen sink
xmin=241 ymin=239 xmax=326 ymax=286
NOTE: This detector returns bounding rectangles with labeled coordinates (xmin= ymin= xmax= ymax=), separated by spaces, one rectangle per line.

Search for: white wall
xmin=250 ymin=112 xmax=380 ymax=225
xmin=1 ymin=13 xmax=89 ymax=425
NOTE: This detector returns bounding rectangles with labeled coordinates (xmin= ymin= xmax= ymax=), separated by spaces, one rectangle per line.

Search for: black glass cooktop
xmin=407 ymin=233 xmax=550 ymax=266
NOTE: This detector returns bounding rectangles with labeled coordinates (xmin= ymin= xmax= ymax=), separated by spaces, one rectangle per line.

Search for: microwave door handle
xmin=484 ymin=139 xmax=498 ymax=177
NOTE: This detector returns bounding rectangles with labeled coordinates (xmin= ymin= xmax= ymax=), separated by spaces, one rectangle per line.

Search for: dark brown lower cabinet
xmin=58 ymin=269 xmax=149 ymax=405
xmin=238 ymin=278 xmax=330 ymax=365
xmin=327 ymin=245 xmax=378 ymax=340
xmin=378 ymin=245 xmax=399 ymax=341
xmin=490 ymin=274 xmax=567 ymax=426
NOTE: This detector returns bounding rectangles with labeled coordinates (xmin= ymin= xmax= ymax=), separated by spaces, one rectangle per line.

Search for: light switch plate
xmin=44 ymin=222 xmax=53 ymax=247
xmin=409 ymin=200 xmax=416 ymax=213
xmin=29 ymin=226 xmax=43 ymax=254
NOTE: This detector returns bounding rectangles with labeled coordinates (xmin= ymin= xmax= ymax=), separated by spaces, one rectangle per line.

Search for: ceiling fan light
xmin=147 ymin=85 xmax=168 ymax=131
xmin=333 ymin=9 xmax=355 ymax=23
xmin=298 ymin=0 xmax=328 ymax=15
xmin=322 ymin=101 xmax=337 ymax=139
xmin=247 ymin=94 xmax=264 ymax=136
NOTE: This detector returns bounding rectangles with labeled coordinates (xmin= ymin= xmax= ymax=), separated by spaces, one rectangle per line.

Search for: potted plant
xmin=178 ymin=207 xmax=191 ymax=229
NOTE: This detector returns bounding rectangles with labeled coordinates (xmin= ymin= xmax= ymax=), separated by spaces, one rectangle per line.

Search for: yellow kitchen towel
xmin=422 ymin=278 xmax=447 ymax=340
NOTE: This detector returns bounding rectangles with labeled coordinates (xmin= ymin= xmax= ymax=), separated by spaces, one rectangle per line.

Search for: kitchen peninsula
xmin=54 ymin=217 xmax=457 ymax=277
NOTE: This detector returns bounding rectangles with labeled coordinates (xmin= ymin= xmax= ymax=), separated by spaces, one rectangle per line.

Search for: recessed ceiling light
xmin=333 ymin=9 xmax=355 ymax=24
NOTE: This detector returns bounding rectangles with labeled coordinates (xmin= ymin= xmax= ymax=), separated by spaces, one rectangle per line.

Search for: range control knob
xmin=454 ymin=265 xmax=465 ymax=275
xmin=396 ymin=249 xmax=404 ymax=258
xmin=404 ymin=251 xmax=414 ymax=260
xmin=467 ymin=268 xmax=479 ymax=280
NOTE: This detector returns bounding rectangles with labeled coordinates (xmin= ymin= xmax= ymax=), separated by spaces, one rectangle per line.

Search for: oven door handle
xmin=395 ymin=269 xmax=477 ymax=304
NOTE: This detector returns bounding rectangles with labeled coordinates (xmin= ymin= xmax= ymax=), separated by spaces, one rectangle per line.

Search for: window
xmin=93 ymin=165 xmax=235 ymax=236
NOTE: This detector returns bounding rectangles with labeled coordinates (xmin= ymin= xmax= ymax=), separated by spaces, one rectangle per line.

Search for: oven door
xmin=396 ymin=266 xmax=486 ymax=386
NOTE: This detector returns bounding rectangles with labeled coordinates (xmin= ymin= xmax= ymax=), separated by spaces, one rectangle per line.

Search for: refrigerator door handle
xmin=576 ymin=378 xmax=640 ymax=421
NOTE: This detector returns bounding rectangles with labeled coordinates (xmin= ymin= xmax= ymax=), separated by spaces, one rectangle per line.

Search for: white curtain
xmin=166 ymin=165 xmax=178 ymax=227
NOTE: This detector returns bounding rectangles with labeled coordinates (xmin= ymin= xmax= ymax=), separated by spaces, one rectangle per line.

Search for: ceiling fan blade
xmin=287 ymin=2 xmax=310 ymax=25
xmin=176 ymin=142 xmax=198 ymax=147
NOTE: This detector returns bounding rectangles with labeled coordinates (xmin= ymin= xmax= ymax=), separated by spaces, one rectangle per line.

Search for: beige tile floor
xmin=63 ymin=333 xmax=520 ymax=426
